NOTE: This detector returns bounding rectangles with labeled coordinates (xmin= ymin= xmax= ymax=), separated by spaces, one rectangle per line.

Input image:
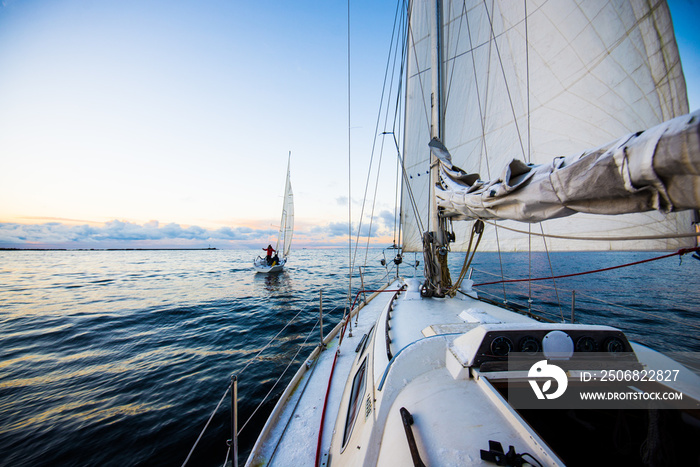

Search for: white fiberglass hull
xmin=253 ymin=257 xmax=286 ymax=274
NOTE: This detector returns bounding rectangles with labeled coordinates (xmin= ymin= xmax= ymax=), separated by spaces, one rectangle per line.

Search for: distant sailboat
xmin=253 ymin=153 xmax=294 ymax=273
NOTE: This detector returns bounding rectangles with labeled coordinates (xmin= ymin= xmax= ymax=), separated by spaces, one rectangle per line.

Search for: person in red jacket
xmin=262 ymin=245 xmax=276 ymax=265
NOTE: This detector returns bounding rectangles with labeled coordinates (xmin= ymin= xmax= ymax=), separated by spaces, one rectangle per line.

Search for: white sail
xmin=276 ymin=154 xmax=294 ymax=259
xmin=402 ymin=0 xmax=695 ymax=252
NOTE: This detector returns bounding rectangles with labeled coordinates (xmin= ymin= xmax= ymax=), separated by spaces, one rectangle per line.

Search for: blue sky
xmin=0 ymin=0 xmax=698 ymax=249
xmin=0 ymin=0 xmax=401 ymax=248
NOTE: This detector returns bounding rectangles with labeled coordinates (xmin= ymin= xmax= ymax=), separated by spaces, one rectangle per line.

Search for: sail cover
xmin=437 ymin=110 xmax=700 ymax=222
xmin=401 ymin=0 xmax=694 ymax=251
xmin=276 ymin=158 xmax=294 ymax=258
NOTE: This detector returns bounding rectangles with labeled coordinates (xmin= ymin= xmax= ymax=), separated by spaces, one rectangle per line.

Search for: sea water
xmin=1 ymin=248 xmax=698 ymax=466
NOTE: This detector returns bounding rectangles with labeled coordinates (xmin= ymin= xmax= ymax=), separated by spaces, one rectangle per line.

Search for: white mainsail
xmin=402 ymin=0 xmax=696 ymax=252
xmin=276 ymin=154 xmax=294 ymax=259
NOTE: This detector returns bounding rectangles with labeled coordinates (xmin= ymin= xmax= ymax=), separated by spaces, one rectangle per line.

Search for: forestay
xmin=401 ymin=0 xmax=695 ymax=252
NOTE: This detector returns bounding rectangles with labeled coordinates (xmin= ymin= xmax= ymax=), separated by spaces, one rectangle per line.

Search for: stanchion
xmin=319 ymin=290 xmax=324 ymax=348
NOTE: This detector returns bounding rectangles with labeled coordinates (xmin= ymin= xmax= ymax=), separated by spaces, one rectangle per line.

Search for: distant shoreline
xmin=0 ymin=248 xmax=218 ymax=251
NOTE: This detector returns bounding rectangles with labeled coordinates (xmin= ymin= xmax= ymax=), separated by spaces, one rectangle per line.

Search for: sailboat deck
xmin=245 ymin=283 xmax=396 ymax=466
xmin=364 ymin=289 xmax=563 ymax=466
xmin=389 ymin=288 xmax=535 ymax=353
xmin=375 ymin=357 xmax=561 ymax=466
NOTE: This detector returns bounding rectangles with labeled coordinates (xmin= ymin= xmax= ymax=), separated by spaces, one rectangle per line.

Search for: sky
xmin=0 ymin=0 xmax=699 ymax=249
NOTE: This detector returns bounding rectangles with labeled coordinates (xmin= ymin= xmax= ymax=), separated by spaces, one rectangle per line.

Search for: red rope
xmin=314 ymin=348 xmax=339 ymax=467
xmin=473 ymin=247 xmax=700 ymax=287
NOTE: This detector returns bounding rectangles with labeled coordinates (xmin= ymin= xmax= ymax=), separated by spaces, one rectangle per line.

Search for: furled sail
xmin=276 ymin=155 xmax=294 ymax=258
xmin=401 ymin=0 xmax=694 ymax=252
xmin=437 ymin=110 xmax=700 ymax=222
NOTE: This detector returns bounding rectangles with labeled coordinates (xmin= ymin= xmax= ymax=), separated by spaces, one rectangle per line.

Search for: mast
xmin=424 ymin=0 xmax=450 ymax=296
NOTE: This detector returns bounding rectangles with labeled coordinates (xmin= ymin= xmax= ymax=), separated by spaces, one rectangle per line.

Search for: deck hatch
xmin=342 ymin=357 xmax=368 ymax=448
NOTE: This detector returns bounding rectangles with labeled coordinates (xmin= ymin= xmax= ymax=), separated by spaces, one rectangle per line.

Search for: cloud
xmin=378 ymin=210 xmax=397 ymax=229
xmin=0 ymin=220 xmax=266 ymax=248
xmin=0 ymin=216 xmax=395 ymax=249
xmin=321 ymin=221 xmax=381 ymax=239
xmin=326 ymin=222 xmax=350 ymax=237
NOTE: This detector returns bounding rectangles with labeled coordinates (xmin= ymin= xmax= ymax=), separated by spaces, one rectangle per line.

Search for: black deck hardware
xmin=385 ymin=304 xmax=393 ymax=361
xmin=480 ymin=440 xmax=542 ymax=467
xmin=399 ymin=407 xmax=426 ymax=467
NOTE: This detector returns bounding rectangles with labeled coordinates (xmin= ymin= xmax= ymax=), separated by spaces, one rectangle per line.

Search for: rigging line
xmin=406 ymin=0 xmax=432 ymax=143
xmin=386 ymin=132 xmax=425 ymax=235
xmin=482 ymin=271 xmax=700 ymax=330
xmin=405 ymin=0 xmax=435 ymax=238
xmin=525 ymin=0 xmax=530 ymax=165
xmin=222 ymin=447 xmax=230 ymax=467
xmin=394 ymin=144 xmax=400 ymax=245
xmin=463 ymin=0 xmax=506 ymax=302
xmin=346 ymin=0 xmax=353 ymax=324
xmin=525 ymin=0 xmax=533 ymax=316
xmin=362 ymin=154 xmax=384 ymax=262
xmin=470 ymin=288 xmax=562 ymax=320
xmin=181 ymin=381 xmax=231 ymax=467
xmin=481 ymin=0 xmax=528 ymax=161
xmin=183 ymin=301 xmax=321 ymax=459
xmin=239 ymin=318 xmax=320 ymax=436
xmin=238 ymin=303 xmax=311 ymax=376
xmin=470 ymin=266 xmax=504 ymax=278
xmin=472 ymin=0 xmax=493 ymax=181
xmin=473 ymin=247 xmax=700 ymax=286
xmin=392 ymin=3 xmax=408 ymax=250
xmin=184 ymin=299 xmax=342 ymax=463
xmin=441 ymin=0 xmax=468 ymax=122
xmin=528 ymin=224 xmax=532 ymax=312
xmin=540 ymin=222 xmax=565 ymax=322
xmin=449 ymin=221 xmax=484 ymax=294
xmin=389 ymin=0 xmax=407 ymax=130
xmin=491 ymin=275 xmax=700 ymax=331
xmin=392 ymin=2 xmax=408 ymax=135
xmin=362 ymin=35 xmax=406 ymax=263
xmin=494 ymin=222 xmax=508 ymax=303
xmin=399 ymin=1 xmax=441 ymax=244
xmin=357 ymin=0 xmax=405 ymax=267
xmin=480 ymin=219 xmax=700 ymax=241
xmin=571 ymin=290 xmax=700 ymax=331
xmin=393 ymin=2 xmax=408 ymax=250
xmin=446 ymin=0 xmax=544 ymax=65
xmin=400 ymin=149 xmax=424 ymax=236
